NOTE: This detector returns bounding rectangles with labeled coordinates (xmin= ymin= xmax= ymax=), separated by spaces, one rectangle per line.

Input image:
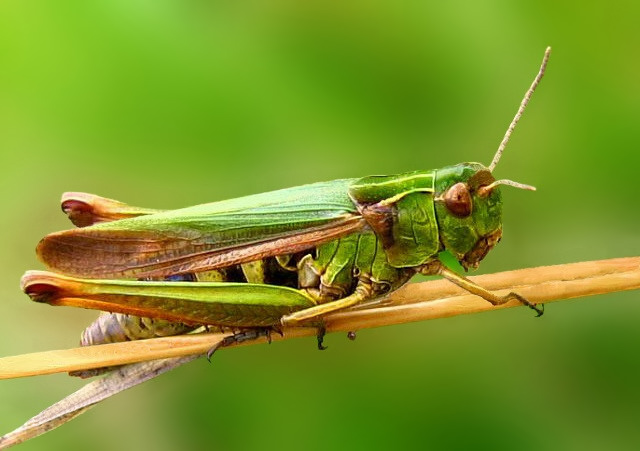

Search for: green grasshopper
xmin=21 ymin=47 xmax=550 ymax=357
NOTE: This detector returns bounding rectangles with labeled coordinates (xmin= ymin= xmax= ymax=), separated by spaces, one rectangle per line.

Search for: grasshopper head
xmin=434 ymin=163 xmax=535 ymax=270
xmin=434 ymin=163 xmax=502 ymax=269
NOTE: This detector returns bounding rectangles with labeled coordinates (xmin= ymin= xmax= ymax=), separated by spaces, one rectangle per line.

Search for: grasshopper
xmin=2 ymin=47 xmax=552 ymax=447
xmin=21 ymin=47 xmax=550 ymax=356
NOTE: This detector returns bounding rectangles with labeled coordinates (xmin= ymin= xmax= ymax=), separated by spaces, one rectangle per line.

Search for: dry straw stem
xmin=1 ymin=256 xmax=639 ymax=380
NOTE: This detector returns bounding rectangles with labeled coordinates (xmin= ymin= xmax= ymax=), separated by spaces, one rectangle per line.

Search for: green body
xmin=24 ymin=162 xmax=505 ymax=345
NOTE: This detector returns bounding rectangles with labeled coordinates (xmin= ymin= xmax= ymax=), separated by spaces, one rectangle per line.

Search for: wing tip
xmin=35 ymin=233 xmax=63 ymax=270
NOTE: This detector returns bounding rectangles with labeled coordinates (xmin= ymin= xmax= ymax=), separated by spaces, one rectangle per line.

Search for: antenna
xmin=477 ymin=179 xmax=536 ymax=197
xmin=488 ymin=46 xmax=551 ymax=172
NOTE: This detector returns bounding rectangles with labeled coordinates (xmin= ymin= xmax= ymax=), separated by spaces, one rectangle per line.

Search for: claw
xmin=206 ymin=342 xmax=223 ymax=362
xmin=317 ymin=326 xmax=327 ymax=351
xmin=206 ymin=328 xmax=272 ymax=362
xmin=533 ymin=303 xmax=545 ymax=317
xmin=508 ymin=292 xmax=544 ymax=318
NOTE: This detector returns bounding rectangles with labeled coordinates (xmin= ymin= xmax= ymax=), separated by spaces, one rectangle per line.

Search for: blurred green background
xmin=1 ymin=1 xmax=639 ymax=450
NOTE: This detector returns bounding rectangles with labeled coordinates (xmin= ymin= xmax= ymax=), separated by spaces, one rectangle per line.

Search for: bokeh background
xmin=1 ymin=1 xmax=639 ymax=450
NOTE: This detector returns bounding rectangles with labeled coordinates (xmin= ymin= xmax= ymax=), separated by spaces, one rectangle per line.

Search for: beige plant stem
xmin=1 ymin=256 xmax=639 ymax=380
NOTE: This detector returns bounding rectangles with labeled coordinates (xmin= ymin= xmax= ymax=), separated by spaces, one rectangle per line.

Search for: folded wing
xmin=38 ymin=179 xmax=367 ymax=279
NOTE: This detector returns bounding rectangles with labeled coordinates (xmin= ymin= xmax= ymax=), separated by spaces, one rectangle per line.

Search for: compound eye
xmin=444 ymin=182 xmax=472 ymax=217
